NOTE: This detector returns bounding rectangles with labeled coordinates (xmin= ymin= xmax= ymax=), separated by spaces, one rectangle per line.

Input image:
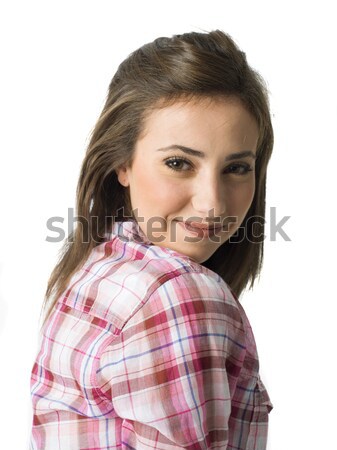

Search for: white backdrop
xmin=0 ymin=1 xmax=336 ymax=448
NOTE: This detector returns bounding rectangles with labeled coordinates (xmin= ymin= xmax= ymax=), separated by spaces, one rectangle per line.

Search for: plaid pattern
xmin=30 ymin=221 xmax=272 ymax=449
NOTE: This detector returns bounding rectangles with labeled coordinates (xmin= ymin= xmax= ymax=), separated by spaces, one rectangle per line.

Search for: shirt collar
xmin=110 ymin=220 xmax=153 ymax=246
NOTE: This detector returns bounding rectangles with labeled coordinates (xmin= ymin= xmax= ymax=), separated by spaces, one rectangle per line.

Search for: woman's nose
xmin=191 ymin=177 xmax=226 ymax=219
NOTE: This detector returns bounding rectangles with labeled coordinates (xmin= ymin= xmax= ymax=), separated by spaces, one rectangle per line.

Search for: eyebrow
xmin=156 ymin=145 xmax=256 ymax=161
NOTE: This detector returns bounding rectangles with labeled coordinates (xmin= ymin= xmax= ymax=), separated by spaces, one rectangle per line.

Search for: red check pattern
xmin=30 ymin=221 xmax=272 ymax=449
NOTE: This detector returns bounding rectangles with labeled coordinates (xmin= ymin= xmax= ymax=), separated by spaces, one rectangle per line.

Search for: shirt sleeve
xmin=97 ymin=271 xmax=247 ymax=450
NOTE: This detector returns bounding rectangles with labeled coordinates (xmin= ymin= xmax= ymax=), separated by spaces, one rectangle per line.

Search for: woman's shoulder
xmin=58 ymin=236 xmax=239 ymax=332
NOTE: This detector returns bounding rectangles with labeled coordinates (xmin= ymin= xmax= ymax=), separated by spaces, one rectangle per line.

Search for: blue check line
xmin=32 ymin=393 xmax=115 ymax=418
xmin=162 ymin=281 xmax=205 ymax=448
xmin=97 ymin=330 xmax=245 ymax=373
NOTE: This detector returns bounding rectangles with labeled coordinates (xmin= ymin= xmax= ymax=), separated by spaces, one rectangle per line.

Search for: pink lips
xmin=177 ymin=220 xmax=223 ymax=238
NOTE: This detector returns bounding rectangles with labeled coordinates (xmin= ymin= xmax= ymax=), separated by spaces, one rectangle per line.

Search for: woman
xmin=30 ymin=30 xmax=274 ymax=449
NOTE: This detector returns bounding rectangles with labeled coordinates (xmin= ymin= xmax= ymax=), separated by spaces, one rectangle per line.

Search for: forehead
xmin=138 ymin=96 xmax=259 ymax=149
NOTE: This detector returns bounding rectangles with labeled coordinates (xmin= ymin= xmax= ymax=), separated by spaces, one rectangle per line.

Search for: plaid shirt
xmin=30 ymin=220 xmax=273 ymax=450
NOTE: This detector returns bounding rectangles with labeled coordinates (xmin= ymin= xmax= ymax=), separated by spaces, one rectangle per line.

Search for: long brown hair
xmin=43 ymin=29 xmax=273 ymax=321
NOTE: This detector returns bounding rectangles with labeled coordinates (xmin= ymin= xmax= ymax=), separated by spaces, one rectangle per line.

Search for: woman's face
xmin=117 ymin=96 xmax=259 ymax=263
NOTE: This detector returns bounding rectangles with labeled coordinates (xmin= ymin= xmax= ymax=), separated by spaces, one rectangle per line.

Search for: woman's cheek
xmin=227 ymin=182 xmax=255 ymax=221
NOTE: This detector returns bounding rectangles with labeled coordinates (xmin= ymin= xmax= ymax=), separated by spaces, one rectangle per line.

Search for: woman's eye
xmin=224 ymin=163 xmax=253 ymax=175
xmin=164 ymin=157 xmax=192 ymax=171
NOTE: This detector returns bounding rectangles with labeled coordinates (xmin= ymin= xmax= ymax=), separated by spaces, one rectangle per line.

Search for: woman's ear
xmin=116 ymin=166 xmax=130 ymax=187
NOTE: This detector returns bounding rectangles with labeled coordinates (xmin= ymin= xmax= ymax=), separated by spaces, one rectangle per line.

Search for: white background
xmin=0 ymin=1 xmax=336 ymax=448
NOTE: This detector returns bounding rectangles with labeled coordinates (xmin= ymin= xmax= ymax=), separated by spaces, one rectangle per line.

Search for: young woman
xmin=30 ymin=30 xmax=274 ymax=450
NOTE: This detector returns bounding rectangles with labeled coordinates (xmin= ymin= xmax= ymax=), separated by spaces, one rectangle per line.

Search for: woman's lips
xmin=177 ymin=220 xmax=224 ymax=238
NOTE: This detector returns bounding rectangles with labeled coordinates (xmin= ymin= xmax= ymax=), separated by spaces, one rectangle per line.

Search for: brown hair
xmin=43 ymin=29 xmax=273 ymax=320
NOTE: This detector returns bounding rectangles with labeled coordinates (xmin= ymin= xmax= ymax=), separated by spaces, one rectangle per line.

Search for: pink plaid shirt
xmin=30 ymin=220 xmax=273 ymax=450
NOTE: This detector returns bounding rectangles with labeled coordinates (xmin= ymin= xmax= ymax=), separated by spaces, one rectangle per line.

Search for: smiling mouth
xmin=176 ymin=220 xmax=225 ymax=238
